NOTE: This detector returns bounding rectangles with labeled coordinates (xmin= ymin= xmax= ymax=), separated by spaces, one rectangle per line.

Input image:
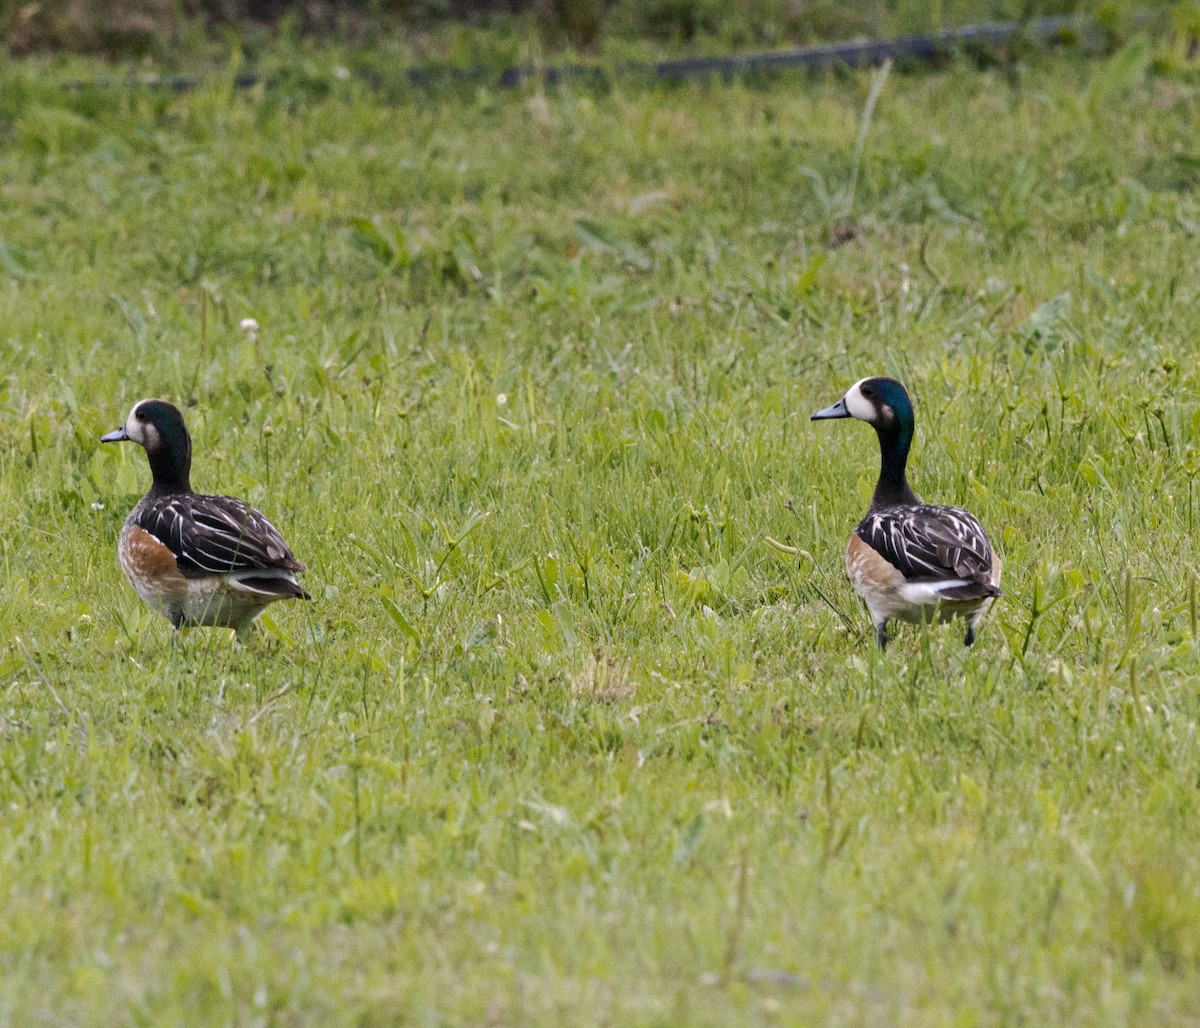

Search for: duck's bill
xmin=810 ymin=398 xmax=850 ymax=421
xmin=100 ymin=426 xmax=129 ymax=442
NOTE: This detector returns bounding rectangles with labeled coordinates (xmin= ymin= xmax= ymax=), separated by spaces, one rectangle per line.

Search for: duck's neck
xmin=146 ymin=439 xmax=193 ymax=498
xmin=869 ymin=417 xmax=920 ymax=512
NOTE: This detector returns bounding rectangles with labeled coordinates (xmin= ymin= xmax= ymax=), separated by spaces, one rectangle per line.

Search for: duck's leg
xmin=875 ymin=620 xmax=889 ymax=650
xmin=167 ymin=610 xmax=187 ymax=650
xmin=965 ymin=606 xmax=988 ymax=646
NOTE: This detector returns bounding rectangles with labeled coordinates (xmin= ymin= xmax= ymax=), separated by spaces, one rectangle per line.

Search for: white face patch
xmin=843 ymin=378 xmax=877 ymax=423
xmin=125 ymin=400 xmax=161 ymax=450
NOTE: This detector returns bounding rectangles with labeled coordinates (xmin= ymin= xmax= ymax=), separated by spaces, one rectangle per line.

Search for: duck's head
xmin=812 ymin=377 xmax=921 ymax=508
xmin=102 ymin=399 xmax=193 ymax=493
xmin=811 ymin=377 xmax=914 ymax=432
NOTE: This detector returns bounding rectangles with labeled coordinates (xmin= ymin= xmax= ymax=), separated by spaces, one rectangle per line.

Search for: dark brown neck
xmin=868 ymin=420 xmax=920 ymax=512
xmin=146 ymin=440 xmax=192 ymax=496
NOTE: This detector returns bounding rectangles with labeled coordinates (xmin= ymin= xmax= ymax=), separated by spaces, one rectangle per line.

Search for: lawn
xmin=1 ymin=33 xmax=1200 ymax=1024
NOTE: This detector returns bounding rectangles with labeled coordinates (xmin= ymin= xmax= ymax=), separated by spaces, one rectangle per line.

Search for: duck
xmin=811 ymin=377 xmax=1000 ymax=649
xmin=101 ymin=399 xmax=310 ymax=636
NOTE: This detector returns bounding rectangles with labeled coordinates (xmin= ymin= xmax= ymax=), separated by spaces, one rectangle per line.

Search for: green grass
xmin=1 ymin=36 xmax=1200 ymax=1024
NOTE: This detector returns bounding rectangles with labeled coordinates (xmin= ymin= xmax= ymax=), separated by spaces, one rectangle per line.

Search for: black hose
xmin=61 ymin=14 xmax=1092 ymax=95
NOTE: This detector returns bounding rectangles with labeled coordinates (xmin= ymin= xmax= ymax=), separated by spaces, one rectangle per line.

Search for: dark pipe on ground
xmin=62 ymin=15 xmax=1094 ymax=95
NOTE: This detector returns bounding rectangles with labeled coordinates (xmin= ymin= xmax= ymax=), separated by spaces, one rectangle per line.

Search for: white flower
xmin=496 ymin=393 xmax=508 ymax=406
xmin=240 ymin=317 xmax=259 ymax=332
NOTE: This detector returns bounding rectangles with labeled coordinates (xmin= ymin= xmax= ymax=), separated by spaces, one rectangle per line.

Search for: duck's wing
xmin=131 ymin=493 xmax=306 ymax=578
xmin=855 ymin=504 xmax=999 ymax=599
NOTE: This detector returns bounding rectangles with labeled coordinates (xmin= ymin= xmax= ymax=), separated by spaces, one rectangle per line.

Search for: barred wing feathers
xmin=131 ymin=494 xmax=307 ymax=581
xmin=855 ymin=505 xmax=1000 ymax=600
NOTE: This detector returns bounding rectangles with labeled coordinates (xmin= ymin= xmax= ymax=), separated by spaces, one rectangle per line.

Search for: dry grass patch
xmin=569 ymin=651 xmax=636 ymax=703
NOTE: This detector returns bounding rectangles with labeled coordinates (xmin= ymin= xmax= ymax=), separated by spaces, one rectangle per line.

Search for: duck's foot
xmin=875 ymin=621 xmax=889 ymax=650
xmin=964 ymin=625 xmax=977 ymax=646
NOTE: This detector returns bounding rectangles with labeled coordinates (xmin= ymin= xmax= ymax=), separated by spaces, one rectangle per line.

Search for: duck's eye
xmin=135 ymin=409 xmax=147 ymax=421
xmin=861 ymin=386 xmax=875 ymax=398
